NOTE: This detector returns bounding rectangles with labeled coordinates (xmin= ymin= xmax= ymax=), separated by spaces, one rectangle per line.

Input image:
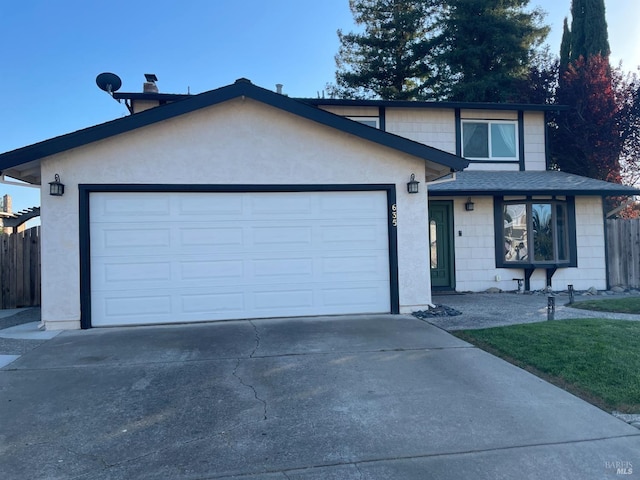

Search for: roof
xmin=299 ymin=98 xmax=569 ymax=112
xmin=428 ymin=171 xmax=640 ymax=197
xmin=0 ymin=79 xmax=468 ymax=184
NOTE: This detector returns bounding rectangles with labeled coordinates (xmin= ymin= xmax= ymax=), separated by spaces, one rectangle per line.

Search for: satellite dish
xmin=95 ymin=72 xmax=122 ymax=94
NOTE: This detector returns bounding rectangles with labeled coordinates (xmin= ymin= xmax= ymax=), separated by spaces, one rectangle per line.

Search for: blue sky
xmin=1 ymin=0 xmax=638 ymax=211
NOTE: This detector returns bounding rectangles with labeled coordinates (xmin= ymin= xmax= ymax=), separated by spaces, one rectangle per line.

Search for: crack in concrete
xmin=233 ymin=357 xmax=268 ymax=421
xmin=248 ymin=320 xmax=260 ymax=358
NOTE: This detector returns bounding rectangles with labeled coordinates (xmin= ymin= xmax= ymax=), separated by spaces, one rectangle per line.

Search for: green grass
xmin=570 ymin=296 xmax=640 ymax=314
xmin=454 ymin=319 xmax=640 ymax=412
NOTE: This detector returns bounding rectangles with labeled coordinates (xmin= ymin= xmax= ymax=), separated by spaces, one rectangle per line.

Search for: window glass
xmin=556 ymin=203 xmax=568 ymax=261
xmin=462 ymin=122 xmax=489 ymax=158
xmin=533 ymin=204 xmax=554 ymax=261
xmin=491 ymin=124 xmax=517 ymax=157
xmin=430 ymin=220 xmax=438 ymax=268
xmin=347 ymin=117 xmax=379 ymax=128
xmin=504 ymin=204 xmax=527 ymax=261
xmin=499 ymin=199 xmax=574 ymax=266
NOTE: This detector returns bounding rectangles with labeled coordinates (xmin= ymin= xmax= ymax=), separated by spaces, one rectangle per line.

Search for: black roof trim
xmin=299 ymin=98 xmax=569 ymax=112
xmin=0 ymin=79 xmax=468 ymax=172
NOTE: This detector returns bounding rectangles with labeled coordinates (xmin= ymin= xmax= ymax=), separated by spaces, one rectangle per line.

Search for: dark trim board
xmin=518 ymin=111 xmax=525 ymax=171
xmin=79 ymin=184 xmax=400 ymax=329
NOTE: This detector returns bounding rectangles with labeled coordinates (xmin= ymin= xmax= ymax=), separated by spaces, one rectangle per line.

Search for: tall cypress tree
xmin=559 ymin=18 xmax=571 ymax=71
xmin=328 ymin=0 xmax=437 ymax=100
xmin=567 ymin=0 xmax=610 ymax=61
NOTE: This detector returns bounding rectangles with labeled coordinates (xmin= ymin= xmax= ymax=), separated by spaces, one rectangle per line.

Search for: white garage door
xmin=89 ymin=190 xmax=391 ymax=327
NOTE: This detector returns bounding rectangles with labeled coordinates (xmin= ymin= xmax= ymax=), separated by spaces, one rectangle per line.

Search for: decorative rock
xmin=611 ymin=286 xmax=626 ymax=293
xmin=485 ymin=287 xmax=502 ymax=294
xmin=412 ymin=305 xmax=462 ymax=319
xmin=587 ymin=287 xmax=599 ymax=295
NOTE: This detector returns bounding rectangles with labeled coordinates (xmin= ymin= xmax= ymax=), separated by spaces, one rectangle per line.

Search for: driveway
xmin=1 ymin=314 xmax=639 ymax=479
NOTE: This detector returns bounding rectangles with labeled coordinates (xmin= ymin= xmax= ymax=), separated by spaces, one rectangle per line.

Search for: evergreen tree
xmin=567 ymin=0 xmax=610 ymax=61
xmin=430 ymin=0 xmax=549 ymax=102
xmin=328 ymin=0 xmax=437 ymax=100
xmin=559 ymin=18 xmax=571 ymax=71
xmin=552 ymin=0 xmax=621 ymax=183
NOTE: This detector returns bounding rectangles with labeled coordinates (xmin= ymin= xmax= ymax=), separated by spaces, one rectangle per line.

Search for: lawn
xmin=454 ymin=319 xmax=640 ymax=412
xmin=570 ymin=296 xmax=640 ymax=314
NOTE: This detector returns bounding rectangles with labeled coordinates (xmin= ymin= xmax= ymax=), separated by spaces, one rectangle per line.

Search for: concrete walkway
xmin=1 ymin=313 xmax=639 ymax=479
xmin=430 ymin=291 xmax=640 ymax=330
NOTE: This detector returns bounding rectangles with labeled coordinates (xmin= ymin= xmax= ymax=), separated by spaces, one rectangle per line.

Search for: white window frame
xmin=347 ymin=116 xmax=380 ymax=129
xmin=461 ymin=120 xmax=519 ymax=161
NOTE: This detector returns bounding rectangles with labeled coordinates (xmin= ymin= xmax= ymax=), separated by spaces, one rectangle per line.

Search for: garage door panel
xmin=177 ymin=195 xmax=243 ymax=217
xmin=319 ymin=192 xmax=387 ymax=218
xmin=90 ymin=191 xmax=392 ymax=326
xmin=253 ymin=288 xmax=315 ymax=310
xmin=321 ymin=254 xmax=388 ymax=278
xmin=180 ymin=292 xmax=246 ymax=315
xmin=92 ymin=227 xmax=172 ymax=253
xmin=179 ymin=260 xmax=244 ymax=281
xmin=252 ymin=257 xmax=314 ymax=278
xmin=249 ymin=194 xmax=314 ymax=216
xmin=320 ymin=224 xmax=388 ymax=251
xmin=180 ymin=227 xmax=244 ymax=248
xmin=92 ymin=193 xmax=171 ymax=220
xmin=251 ymin=226 xmax=313 ymax=247
xmin=321 ymin=283 xmax=390 ymax=308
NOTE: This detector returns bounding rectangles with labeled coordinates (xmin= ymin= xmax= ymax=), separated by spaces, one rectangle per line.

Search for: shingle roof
xmin=0 ymin=79 xmax=468 ymax=184
xmin=429 ymin=170 xmax=640 ymax=196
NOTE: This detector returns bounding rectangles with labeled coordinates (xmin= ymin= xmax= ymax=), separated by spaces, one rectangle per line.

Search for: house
xmin=1 ymin=76 xmax=636 ymax=330
xmin=302 ymin=97 xmax=639 ymax=293
xmin=0 ymin=78 xmax=467 ymax=330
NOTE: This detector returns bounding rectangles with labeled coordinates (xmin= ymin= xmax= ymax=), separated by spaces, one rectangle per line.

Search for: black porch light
xmin=407 ymin=173 xmax=419 ymax=194
xmin=464 ymin=197 xmax=475 ymax=211
xmin=49 ymin=174 xmax=65 ymax=196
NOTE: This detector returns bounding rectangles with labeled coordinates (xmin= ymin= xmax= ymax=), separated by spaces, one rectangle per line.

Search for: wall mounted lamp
xmin=464 ymin=197 xmax=475 ymax=211
xmin=407 ymin=173 xmax=419 ymax=194
xmin=49 ymin=174 xmax=65 ymax=196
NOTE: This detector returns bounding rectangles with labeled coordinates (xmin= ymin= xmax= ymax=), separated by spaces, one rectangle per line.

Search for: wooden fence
xmin=0 ymin=226 xmax=41 ymax=309
xmin=606 ymin=218 xmax=640 ymax=289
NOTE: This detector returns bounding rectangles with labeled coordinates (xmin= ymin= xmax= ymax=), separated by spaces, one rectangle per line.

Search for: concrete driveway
xmin=1 ymin=314 xmax=639 ymax=479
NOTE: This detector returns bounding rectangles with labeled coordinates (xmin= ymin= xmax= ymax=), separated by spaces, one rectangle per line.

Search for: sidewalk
xmin=0 ymin=308 xmax=59 ymax=368
xmin=430 ymin=291 xmax=640 ymax=330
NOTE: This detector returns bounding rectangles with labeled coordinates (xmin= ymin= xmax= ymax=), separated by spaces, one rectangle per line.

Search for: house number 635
xmin=391 ymin=204 xmax=398 ymax=227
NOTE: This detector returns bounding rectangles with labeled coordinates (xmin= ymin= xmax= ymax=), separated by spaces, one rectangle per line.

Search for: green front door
xmin=429 ymin=201 xmax=455 ymax=290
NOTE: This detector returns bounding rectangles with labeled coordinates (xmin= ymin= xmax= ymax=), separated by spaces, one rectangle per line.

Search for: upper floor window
xmin=462 ymin=120 xmax=518 ymax=160
xmin=347 ymin=116 xmax=379 ymax=129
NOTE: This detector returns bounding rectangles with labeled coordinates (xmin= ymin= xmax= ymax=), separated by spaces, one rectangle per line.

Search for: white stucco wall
xmin=436 ymin=196 xmax=607 ymax=292
xmin=39 ymin=98 xmax=437 ymax=329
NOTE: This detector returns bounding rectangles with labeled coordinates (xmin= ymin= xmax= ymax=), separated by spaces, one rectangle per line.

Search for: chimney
xmin=143 ymin=73 xmax=159 ymax=93
xmin=276 ymin=83 xmax=283 ymax=95
xmin=2 ymin=194 xmax=11 ymax=214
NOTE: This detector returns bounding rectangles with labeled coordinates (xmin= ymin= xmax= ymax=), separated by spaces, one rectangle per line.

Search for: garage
xmin=87 ymin=188 xmax=395 ymax=327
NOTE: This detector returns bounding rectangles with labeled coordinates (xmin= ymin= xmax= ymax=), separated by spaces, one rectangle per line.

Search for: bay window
xmin=496 ymin=197 xmax=576 ymax=267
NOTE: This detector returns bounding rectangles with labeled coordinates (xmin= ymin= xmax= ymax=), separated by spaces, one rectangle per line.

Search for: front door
xmin=429 ymin=201 xmax=455 ymax=290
